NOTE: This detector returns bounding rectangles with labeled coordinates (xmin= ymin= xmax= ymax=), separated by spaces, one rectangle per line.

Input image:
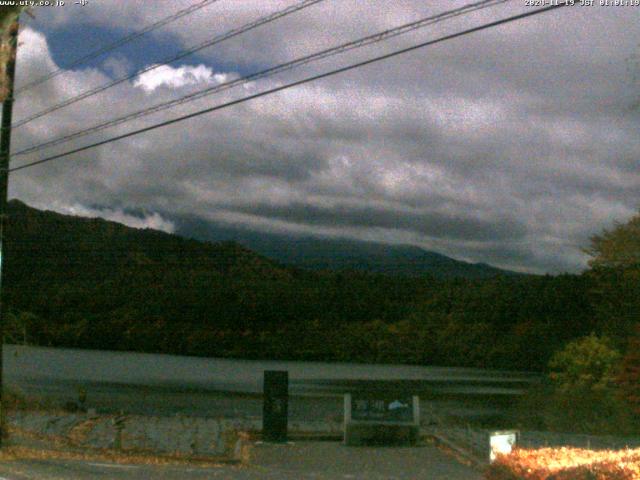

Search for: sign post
xmin=489 ymin=430 xmax=519 ymax=463
xmin=262 ymin=370 xmax=288 ymax=442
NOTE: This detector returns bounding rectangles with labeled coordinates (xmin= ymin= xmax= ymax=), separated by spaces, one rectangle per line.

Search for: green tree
xmin=549 ymin=334 xmax=620 ymax=390
xmin=546 ymin=334 xmax=626 ymax=433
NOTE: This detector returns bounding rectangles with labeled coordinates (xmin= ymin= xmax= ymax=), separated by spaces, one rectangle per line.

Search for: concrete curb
xmin=424 ymin=432 xmax=486 ymax=471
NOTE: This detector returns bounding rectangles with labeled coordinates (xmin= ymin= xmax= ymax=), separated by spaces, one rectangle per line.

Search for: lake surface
xmin=3 ymin=345 xmax=541 ymax=421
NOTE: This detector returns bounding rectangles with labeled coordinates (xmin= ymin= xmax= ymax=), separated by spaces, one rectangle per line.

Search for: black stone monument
xmin=262 ymin=370 xmax=288 ymax=442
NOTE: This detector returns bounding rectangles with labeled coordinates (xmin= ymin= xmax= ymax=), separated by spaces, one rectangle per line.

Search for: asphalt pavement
xmin=0 ymin=441 xmax=482 ymax=479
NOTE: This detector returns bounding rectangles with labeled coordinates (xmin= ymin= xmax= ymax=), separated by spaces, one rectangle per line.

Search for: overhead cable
xmin=16 ymin=0 xmax=222 ymax=94
xmin=9 ymin=2 xmax=573 ymax=173
xmin=14 ymin=0 xmax=509 ymax=157
xmin=12 ymin=0 xmax=327 ymax=129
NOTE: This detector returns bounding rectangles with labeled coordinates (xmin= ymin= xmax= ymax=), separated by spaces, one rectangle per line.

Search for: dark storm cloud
xmin=231 ymin=202 xmax=527 ymax=242
xmin=8 ymin=1 xmax=640 ymax=274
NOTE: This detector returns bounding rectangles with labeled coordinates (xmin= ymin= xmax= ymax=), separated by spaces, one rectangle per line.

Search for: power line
xmin=16 ymin=0 xmax=221 ymax=95
xmin=9 ymin=2 xmax=573 ymax=174
xmin=14 ymin=0 xmax=509 ymax=157
xmin=11 ymin=0 xmax=327 ymax=129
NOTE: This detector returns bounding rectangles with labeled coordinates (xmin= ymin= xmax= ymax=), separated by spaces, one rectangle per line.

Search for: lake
xmin=3 ymin=344 xmax=540 ymax=422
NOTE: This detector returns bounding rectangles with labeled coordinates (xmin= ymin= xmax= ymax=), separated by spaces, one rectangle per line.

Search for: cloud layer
xmin=7 ymin=1 xmax=640 ymax=273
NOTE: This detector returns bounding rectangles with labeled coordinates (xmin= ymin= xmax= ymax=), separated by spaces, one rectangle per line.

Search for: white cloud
xmin=133 ymin=64 xmax=225 ymax=93
xmin=59 ymin=204 xmax=176 ymax=234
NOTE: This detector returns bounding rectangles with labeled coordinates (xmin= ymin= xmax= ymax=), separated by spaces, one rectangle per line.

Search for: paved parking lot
xmin=0 ymin=441 xmax=482 ymax=479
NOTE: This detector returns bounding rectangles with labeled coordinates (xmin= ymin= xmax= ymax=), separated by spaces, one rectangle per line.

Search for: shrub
xmin=485 ymin=447 xmax=640 ymax=480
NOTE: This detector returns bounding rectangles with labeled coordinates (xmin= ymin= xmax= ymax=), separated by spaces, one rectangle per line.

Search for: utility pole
xmin=0 ymin=18 xmax=19 ymax=447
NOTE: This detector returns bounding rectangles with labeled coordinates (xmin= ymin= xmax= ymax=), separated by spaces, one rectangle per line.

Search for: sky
xmin=6 ymin=0 xmax=640 ymax=274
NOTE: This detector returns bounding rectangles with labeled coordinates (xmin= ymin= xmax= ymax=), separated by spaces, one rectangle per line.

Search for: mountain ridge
xmin=175 ymin=215 xmax=524 ymax=278
xmin=3 ymin=199 xmax=524 ymax=278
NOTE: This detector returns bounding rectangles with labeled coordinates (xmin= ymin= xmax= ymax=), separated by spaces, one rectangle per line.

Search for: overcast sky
xmin=6 ymin=0 xmax=640 ymax=274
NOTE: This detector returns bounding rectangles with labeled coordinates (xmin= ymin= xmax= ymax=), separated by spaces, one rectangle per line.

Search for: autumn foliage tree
xmin=573 ymin=209 xmax=640 ymax=433
xmin=584 ymin=210 xmax=640 ymax=341
xmin=586 ymin=211 xmax=640 ymax=269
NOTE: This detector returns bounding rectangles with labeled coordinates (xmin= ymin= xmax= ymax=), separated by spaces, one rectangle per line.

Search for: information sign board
xmin=350 ymin=395 xmax=415 ymax=423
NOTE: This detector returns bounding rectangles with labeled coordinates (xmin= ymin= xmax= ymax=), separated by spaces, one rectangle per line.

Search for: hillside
xmin=1 ymin=200 xmax=594 ymax=370
xmin=5 ymin=199 xmax=290 ymax=284
xmin=2 ymin=200 xmax=433 ymax=357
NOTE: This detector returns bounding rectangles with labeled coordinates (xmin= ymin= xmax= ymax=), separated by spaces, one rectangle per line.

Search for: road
xmin=0 ymin=441 xmax=482 ymax=479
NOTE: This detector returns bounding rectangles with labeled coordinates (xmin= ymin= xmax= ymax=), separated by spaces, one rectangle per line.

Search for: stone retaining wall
xmin=7 ymin=410 xmax=344 ymax=458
